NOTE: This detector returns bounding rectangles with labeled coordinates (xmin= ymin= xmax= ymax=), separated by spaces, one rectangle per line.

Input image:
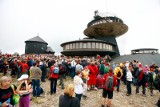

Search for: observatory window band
xmin=63 ymin=42 xmax=113 ymax=51
xmin=89 ymin=17 xmax=123 ymax=27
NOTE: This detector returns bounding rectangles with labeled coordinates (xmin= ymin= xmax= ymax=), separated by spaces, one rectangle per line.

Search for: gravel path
xmin=28 ymin=77 xmax=159 ymax=107
xmin=1 ymin=72 xmax=158 ymax=107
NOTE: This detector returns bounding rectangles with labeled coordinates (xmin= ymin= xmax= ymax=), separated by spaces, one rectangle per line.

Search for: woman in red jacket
xmin=49 ymin=63 xmax=59 ymax=95
xmin=87 ymin=61 xmax=98 ymax=90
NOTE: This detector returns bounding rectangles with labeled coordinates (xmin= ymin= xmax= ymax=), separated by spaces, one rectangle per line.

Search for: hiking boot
xmin=142 ymin=94 xmax=146 ymax=97
xmin=126 ymin=94 xmax=130 ymax=96
xmin=87 ymin=87 xmax=90 ymax=91
xmin=83 ymin=95 xmax=87 ymax=100
xmin=150 ymin=92 xmax=153 ymax=96
xmin=101 ymin=104 xmax=105 ymax=107
xmin=136 ymin=92 xmax=139 ymax=94
xmin=41 ymin=80 xmax=46 ymax=82
xmin=94 ymin=87 xmax=98 ymax=91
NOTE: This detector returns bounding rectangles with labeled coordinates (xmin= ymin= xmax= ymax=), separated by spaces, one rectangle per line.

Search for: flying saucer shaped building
xmin=61 ymin=11 xmax=128 ymax=57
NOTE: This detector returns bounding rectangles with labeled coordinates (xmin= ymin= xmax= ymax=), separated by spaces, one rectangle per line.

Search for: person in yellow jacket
xmin=114 ymin=63 xmax=123 ymax=92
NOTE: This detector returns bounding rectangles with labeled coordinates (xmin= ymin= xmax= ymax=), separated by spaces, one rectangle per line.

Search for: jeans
xmin=41 ymin=70 xmax=46 ymax=81
xmin=126 ymin=81 xmax=132 ymax=94
xmin=136 ymin=82 xmax=146 ymax=95
xmin=50 ymin=78 xmax=57 ymax=94
xmin=117 ymin=78 xmax=121 ymax=91
xmin=75 ymin=93 xmax=82 ymax=102
xmin=32 ymin=79 xmax=40 ymax=97
xmin=59 ymin=74 xmax=64 ymax=89
xmin=70 ymin=67 xmax=75 ymax=79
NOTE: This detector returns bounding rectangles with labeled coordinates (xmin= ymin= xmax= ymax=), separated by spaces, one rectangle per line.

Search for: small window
xmin=92 ymin=42 xmax=95 ymax=48
xmin=96 ymin=43 xmax=99 ymax=49
xmin=83 ymin=43 xmax=87 ymax=48
xmin=79 ymin=43 xmax=82 ymax=48
xmin=69 ymin=44 xmax=72 ymax=49
xmin=88 ymin=42 xmax=91 ymax=48
xmin=99 ymin=43 xmax=102 ymax=49
xmin=76 ymin=43 xmax=79 ymax=49
xmin=72 ymin=43 xmax=75 ymax=49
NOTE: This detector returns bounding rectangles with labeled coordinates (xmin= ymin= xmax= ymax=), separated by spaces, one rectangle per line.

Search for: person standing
xmin=81 ymin=66 xmax=89 ymax=99
xmin=87 ymin=61 xmax=98 ymax=90
xmin=70 ymin=59 xmax=76 ymax=79
xmin=73 ymin=71 xmax=83 ymax=102
xmin=30 ymin=61 xmax=42 ymax=97
xmin=0 ymin=76 xmax=17 ymax=106
xmin=135 ymin=63 xmax=147 ymax=96
xmin=126 ymin=65 xmax=133 ymax=96
xmin=114 ymin=64 xmax=123 ymax=92
xmin=59 ymin=63 xmax=66 ymax=89
xmin=102 ymin=68 xmax=117 ymax=107
xmin=39 ymin=60 xmax=46 ymax=82
xmin=59 ymin=83 xmax=80 ymax=107
xmin=49 ymin=63 xmax=59 ymax=94
xmin=16 ymin=74 xmax=32 ymax=107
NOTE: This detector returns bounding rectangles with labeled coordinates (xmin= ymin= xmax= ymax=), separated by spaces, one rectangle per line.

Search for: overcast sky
xmin=0 ymin=0 xmax=160 ymax=55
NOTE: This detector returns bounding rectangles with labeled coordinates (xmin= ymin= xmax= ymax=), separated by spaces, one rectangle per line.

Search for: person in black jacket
xmin=59 ymin=83 xmax=80 ymax=107
xmin=0 ymin=76 xmax=17 ymax=106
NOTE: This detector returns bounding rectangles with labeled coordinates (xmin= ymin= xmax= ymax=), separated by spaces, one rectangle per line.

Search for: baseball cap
xmin=18 ymin=74 xmax=28 ymax=81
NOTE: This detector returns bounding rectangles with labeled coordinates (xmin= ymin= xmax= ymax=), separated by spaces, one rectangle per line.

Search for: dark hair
xmin=33 ymin=61 xmax=37 ymax=66
xmin=75 ymin=71 xmax=81 ymax=75
xmin=108 ymin=68 xmax=113 ymax=73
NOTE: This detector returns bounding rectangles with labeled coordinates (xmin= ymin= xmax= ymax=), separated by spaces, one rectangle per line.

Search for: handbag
xmin=11 ymin=84 xmax=20 ymax=105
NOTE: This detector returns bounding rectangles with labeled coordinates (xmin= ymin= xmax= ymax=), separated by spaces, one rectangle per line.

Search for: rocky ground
xmin=1 ymin=73 xmax=160 ymax=107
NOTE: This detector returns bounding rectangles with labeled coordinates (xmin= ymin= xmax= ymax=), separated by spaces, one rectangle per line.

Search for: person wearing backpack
xmin=114 ymin=63 xmax=123 ymax=92
xmin=59 ymin=63 xmax=66 ymax=89
xmin=101 ymin=68 xmax=117 ymax=107
xmin=135 ymin=63 xmax=147 ymax=96
xmin=49 ymin=63 xmax=59 ymax=94
xmin=154 ymin=68 xmax=160 ymax=92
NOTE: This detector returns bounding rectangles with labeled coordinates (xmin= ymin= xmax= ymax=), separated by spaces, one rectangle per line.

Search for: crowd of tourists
xmin=0 ymin=52 xmax=160 ymax=107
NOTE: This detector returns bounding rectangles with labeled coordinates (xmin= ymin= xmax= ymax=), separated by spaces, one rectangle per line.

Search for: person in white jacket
xmin=125 ymin=62 xmax=133 ymax=96
xmin=73 ymin=71 xmax=84 ymax=102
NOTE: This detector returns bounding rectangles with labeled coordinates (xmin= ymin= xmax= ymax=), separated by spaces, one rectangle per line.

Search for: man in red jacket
xmin=101 ymin=68 xmax=117 ymax=107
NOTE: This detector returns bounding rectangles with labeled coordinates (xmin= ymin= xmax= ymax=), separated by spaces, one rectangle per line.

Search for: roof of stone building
xmin=25 ymin=36 xmax=48 ymax=44
xmin=46 ymin=46 xmax=55 ymax=53
xmin=111 ymin=53 xmax=160 ymax=67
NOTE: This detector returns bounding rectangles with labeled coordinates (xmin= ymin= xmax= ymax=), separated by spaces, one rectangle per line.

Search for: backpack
xmin=75 ymin=64 xmax=83 ymax=71
xmin=53 ymin=66 xmax=59 ymax=74
xmin=117 ymin=68 xmax=121 ymax=77
xmin=99 ymin=64 xmax=105 ymax=74
xmin=138 ymin=70 xmax=144 ymax=80
xmin=105 ymin=75 xmax=114 ymax=91
xmin=104 ymin=66 xmax=108 ymax=74
xmin=96 ymin=74 xmax=105 ymax=89
xmin=59 ymin=64 xmax=66 ymax=74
